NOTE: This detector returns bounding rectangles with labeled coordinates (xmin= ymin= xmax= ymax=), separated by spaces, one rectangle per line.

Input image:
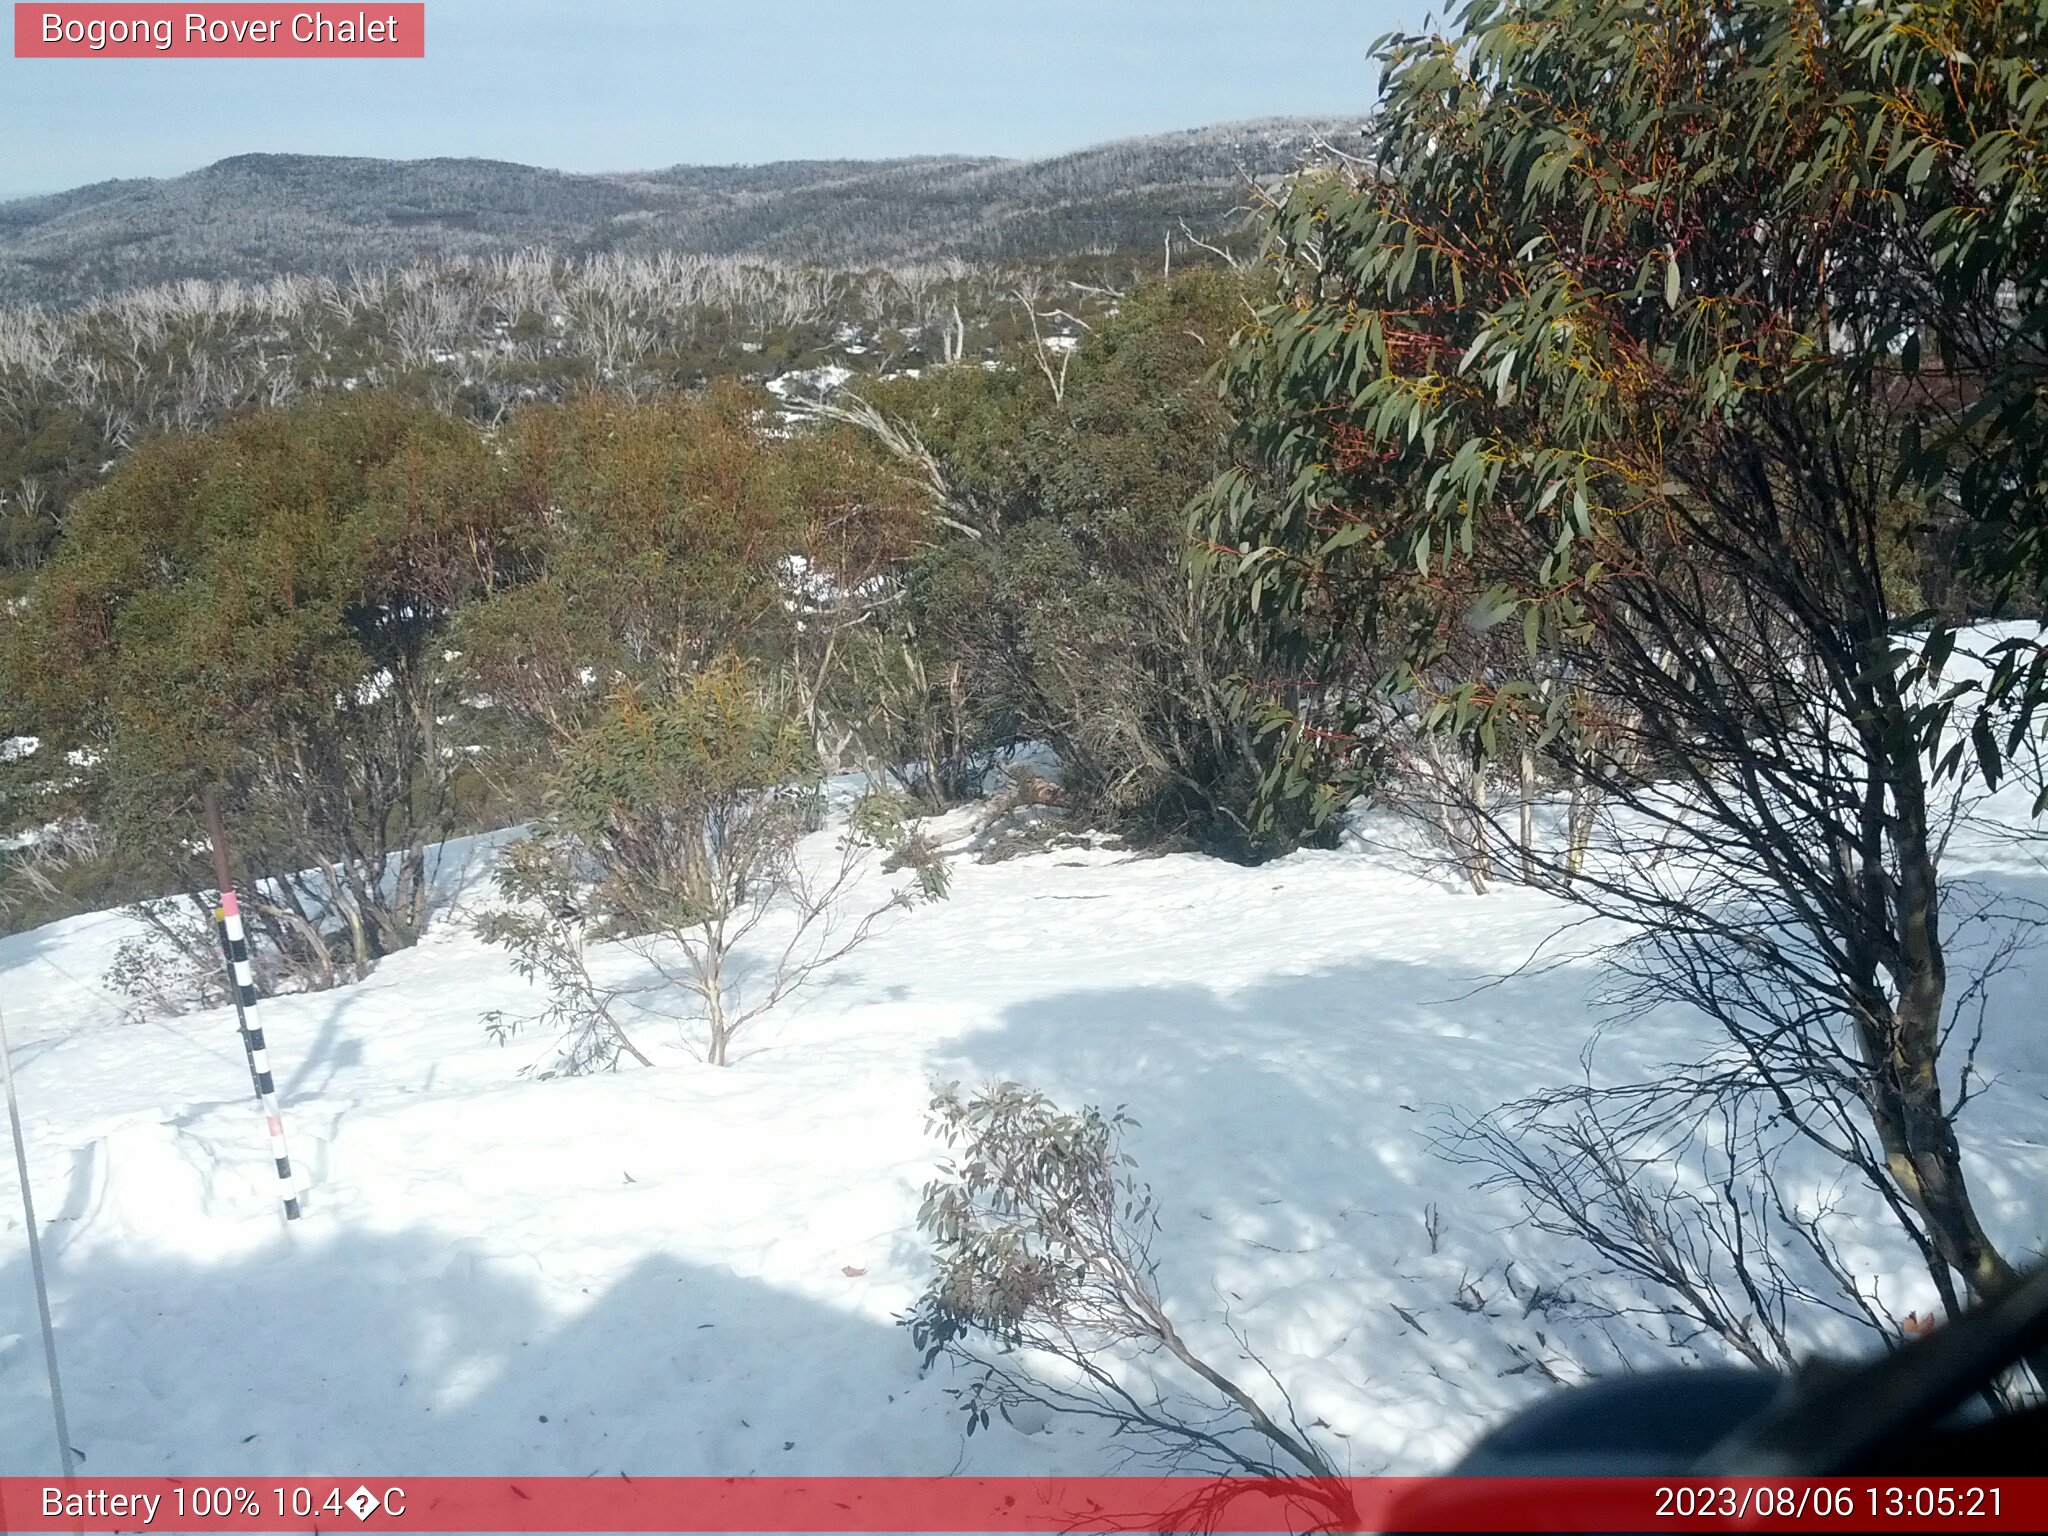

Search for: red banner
xmin=13 ymin=4 xmax=424 ymax=58
xmin=0 ymin=1477 xmax=2044 ymax=1532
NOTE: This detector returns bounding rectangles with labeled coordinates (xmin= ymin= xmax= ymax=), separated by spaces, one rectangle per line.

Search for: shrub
xmin=104 ymin=898 xmax=232 ymax=1023
xmin=3 ymin=393 xmax=514 ymax=978
xmin=476 ymin=835 xmax=654 ymax=1077
xmin=848 ymin=784 xmax=952 ymax=903
xmin=850 ymin=273 xmax=1347 ymax=859
xmin=907 ymin=1082 xmax=1346 ymax=1502
xmin=485 ymin=659 xmax=900 ymax=1067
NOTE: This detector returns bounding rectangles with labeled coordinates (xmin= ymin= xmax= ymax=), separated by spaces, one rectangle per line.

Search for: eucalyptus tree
xmin=5 ymin=393 xmax=515 ymax=980
xmin=1200 ymin=0 xmax=2047 ymax=1331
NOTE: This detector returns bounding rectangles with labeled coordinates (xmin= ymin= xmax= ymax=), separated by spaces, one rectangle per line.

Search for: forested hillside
xmin=0 ymin=118 xmax=1359 ymax=304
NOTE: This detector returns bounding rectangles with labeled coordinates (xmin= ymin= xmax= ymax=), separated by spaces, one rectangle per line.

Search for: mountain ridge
xmin=0 ymin=117 xmax=1365 ymax=303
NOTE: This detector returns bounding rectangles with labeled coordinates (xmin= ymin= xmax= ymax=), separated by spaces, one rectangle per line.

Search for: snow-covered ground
xmin=2 ymin=789 xmax=2044 ymax=1477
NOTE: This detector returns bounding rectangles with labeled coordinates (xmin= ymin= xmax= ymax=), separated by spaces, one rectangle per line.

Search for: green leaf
xmin=1971 ymin=711 xmax=2004 ymax=791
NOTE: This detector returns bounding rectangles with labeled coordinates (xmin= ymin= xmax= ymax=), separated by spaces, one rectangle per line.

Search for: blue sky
xmin=0 ymin=1 xmax=1437 ymax=198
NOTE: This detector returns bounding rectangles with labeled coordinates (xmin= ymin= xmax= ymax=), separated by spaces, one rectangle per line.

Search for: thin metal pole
xmin=0 ymin=996 xmax=76 ymax=1476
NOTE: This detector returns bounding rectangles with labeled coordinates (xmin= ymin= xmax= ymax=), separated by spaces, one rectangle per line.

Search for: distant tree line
xmin=0 ymin=248 xmax=1188 ymax=588
xmin=0 ymin=264 xmax=1310 ymax=944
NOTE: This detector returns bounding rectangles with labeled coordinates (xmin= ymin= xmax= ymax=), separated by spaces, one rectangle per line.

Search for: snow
xmin=2 ymin=778 xmax=2044 ymax=1478
xmin=778 ymin=553 xmax=890 ymax=614
xmin=765 ymin=365 xmax=853 ymax=402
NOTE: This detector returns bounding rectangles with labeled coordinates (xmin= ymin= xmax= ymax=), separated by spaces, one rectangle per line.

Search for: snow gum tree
xmin=1198 ymin=0 xmax=2047 ymax=1337
xmin=3 ymin=393 xmax=514 ymax=980
xmin=502 ymin=658 xmax=896 ymax=1067
xmin=830 ymin=272 xmax=1348 ymax=857
xmin=452 ymin=385 xmax=926 ymax=772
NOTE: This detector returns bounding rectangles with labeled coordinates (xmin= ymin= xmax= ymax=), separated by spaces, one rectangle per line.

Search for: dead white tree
xmin=1015 ymin=289 xmax=1073 ymax=403
xmin=785 ymin=391 xmax=983 ymax=541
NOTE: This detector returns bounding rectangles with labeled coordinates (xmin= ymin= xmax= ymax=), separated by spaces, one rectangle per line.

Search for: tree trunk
xmin=1565 ymin=779 xmax=1596 ymax=880
xmin=1467 ymin=762 xmax=1491 ymax=895
xmin=1870 ymin=795 xmax=2021 ymax=1303
xmin=1864 ymin=695 xmax=2042 ymax=1384
xmin=1519 ymin=745 xmax=1536 ymax=883
xmin=251 ymin=898 xmax=337 ymax=991
xmin=703 ymin=935 xmax=730 ymax=1067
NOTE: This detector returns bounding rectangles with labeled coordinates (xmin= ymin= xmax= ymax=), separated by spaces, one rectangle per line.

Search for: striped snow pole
xmin=212 ymin=902 xmax=272 ymax=1116
xmin=217 ymin=889 xmax=301 ymax=1222
xmin=216 ymin=904 xmax=263 ymax=1092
